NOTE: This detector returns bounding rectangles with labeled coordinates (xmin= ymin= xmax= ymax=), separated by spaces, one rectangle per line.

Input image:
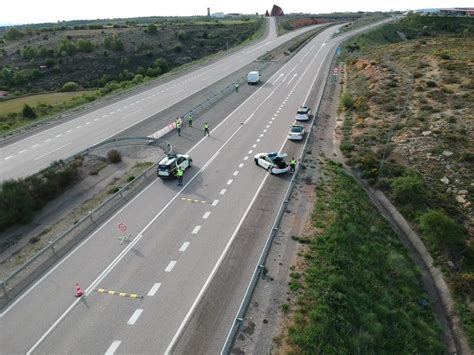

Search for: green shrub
xmin=419 ymin=210 xmax=465 ymax=248
xmin=176 ymin=30 xmax=188 ymax=41
xmin=22 ymin=104 xmax=37 ymax=119
xmin=390 ymin=174 xmax=425 ymax=205
xmin=61 ymin=81 xmax=80 ymax=92
xmin=107 ymin=149 xmax=122 ymax=163
xmin=147 ymin=24 xmax=158 ymax=34
xmin=340 ymin=92 xmax=354 ymax=110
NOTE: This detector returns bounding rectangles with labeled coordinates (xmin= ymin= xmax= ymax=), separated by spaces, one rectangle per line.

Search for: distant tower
xmin=207 ymin=7 xmax=210 ymax=16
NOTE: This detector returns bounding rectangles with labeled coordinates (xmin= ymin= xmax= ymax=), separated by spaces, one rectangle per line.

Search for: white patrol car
xmin=157 ymin=154 xmax=192 ymax=178
xmin=295 ymin=106 xmax=311 ymax=121
xmin=254 ymin=152 xmax=290 ymax=174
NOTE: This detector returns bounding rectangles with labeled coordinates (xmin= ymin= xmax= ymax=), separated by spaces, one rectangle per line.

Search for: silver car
xmin=295 ymin=106 xmax=311 ymax=121
xmin=287 ymin=124 xmax=305 ymax=141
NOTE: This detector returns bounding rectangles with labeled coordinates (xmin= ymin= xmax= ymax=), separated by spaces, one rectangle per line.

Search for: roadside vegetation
xmin=276 ymin=12 xmax=389 ymax=36
xmin=284 ymin=160 xmax=443 ymax=352
xmin=340 ymin=13 xmax=473 ymax=345
xmin=0 ymin=16 xmax=263 ymax=133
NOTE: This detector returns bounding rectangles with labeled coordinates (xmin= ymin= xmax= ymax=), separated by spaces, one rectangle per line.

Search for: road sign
xmin=336 ymin=47 xmax=342 ymax=57
xmin=118 ymin=223 xmax=127 ymax=232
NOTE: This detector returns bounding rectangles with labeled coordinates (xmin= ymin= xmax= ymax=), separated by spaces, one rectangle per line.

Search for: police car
xmin=157 ymin=154 xmax=192 ymax=178
xmin=254 ymin=152 xmax=290 ymax=174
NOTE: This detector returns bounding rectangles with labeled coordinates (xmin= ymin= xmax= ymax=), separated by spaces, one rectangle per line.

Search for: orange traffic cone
xmin=75 ymin=282 xmax=84 ymax=297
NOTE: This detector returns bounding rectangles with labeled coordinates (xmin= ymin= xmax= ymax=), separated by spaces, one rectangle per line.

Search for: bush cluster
xmin=0 ymin=162 xmax=78 ymax=232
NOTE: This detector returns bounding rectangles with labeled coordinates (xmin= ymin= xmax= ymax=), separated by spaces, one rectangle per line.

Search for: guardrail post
xmin=49 ymin=241 xmax=57 ymax=256
xmin=0 ymin=281 xmax=7 ymax=299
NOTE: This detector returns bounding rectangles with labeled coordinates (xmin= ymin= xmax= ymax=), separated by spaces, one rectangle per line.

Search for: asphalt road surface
xmin=0 ymin=19 xmax=391 ymax=355
xmin=0 ymin=17 xmax=324 ymax=181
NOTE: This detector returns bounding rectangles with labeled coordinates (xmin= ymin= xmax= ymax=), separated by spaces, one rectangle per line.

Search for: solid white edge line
xmin=127 ymin=309 xmax=143 ymax=325
xmin=165 ymin=261 xmax=177 ymax=272
xmin=105 ymin=340 xmax=122 ymax=355
xmin=33 ymin=143 xmax=71 ymax=161
xmin=147 ymin=283 xmax=162 ymax=297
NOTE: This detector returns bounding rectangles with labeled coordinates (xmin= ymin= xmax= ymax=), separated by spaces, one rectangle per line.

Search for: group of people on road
xmin=175 ymin=115 xmax=210 ymax=137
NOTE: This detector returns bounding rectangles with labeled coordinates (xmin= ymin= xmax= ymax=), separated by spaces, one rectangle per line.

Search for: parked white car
xmin=254 ymin=152 xmax=290 ymax=174
xmin=287 ymin=124 xmax=305 ymax=141
xmin=157 ymin=154 xmax=192 ymax=178
xmin=295 ymin=106 xmax=311 ymax=121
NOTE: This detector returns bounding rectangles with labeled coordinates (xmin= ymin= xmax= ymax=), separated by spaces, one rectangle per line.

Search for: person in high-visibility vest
xmin=176 ymin=166 xmax=184 ymax=186
xmin=187 ymin=114 xmax=193 ymax=127
xmin=176 ymin=119 xmax=181 ymax=136
xmin=290 ymin=157 xmax=297 ymax=174
xmin=204 ymin=122 xmax=210 ymax=136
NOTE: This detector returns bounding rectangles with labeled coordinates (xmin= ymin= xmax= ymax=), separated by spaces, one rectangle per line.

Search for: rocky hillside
xmin=340 ymin=14 xmax=473 ymax=345
xmin=0 ymin=17 xmax=262 ymax=94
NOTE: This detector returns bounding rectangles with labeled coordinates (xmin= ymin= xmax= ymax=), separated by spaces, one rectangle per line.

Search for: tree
xmin=153 ymin=58 xmax=169 ymax=73
xmin=5 ymin=28 xmax=24 ymax=41
xmin=22 ymin=104 xmax=37 ymax=119
xmin=0 ymin=179 xmax=34 ymax=229
xmin=147 ymin=24 xmax=158 ymax=34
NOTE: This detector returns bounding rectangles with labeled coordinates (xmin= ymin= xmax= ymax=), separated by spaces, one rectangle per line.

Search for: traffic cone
xmin=75 ymin=282 xmax=84 ymax=297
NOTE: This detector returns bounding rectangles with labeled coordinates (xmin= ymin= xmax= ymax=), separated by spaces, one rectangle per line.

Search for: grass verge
xmin=286 ymin=160 xmax=444 ymax=353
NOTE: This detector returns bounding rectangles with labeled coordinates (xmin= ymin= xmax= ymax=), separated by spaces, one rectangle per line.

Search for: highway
xmin=0 ymin=19 xmax=391 ymax=354
xmin=0 ymin=17 xmax=324 ymax=181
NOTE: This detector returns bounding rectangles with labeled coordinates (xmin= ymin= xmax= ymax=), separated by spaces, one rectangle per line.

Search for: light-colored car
xmin=287 ymin=124 xmax=305 ymax=141
xmin=295 ymin=106 xmax=311 ymax=121
xmin=254 ymin=152 xmax=290 ymax=174
xmin=157 ymin=154 xmax=192 ymax=178
xmin=247 ymin=71 xmax=261 ymax=84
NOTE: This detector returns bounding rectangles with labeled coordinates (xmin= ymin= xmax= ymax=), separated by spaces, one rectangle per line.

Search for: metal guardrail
xmin=220 ymin=48 xmax=338 ymax=355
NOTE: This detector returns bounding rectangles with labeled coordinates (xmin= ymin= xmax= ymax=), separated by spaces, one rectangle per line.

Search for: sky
xmin=1 ymin=0 xmax=469 ymax=25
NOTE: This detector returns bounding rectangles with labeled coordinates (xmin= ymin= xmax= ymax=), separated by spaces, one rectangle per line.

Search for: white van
xmin=247 ymin=71 xmax=261 ymax=85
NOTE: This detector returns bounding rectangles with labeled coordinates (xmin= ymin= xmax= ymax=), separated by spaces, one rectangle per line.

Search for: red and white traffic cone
xmin=75 ymin=282 xmax=84 ymax=297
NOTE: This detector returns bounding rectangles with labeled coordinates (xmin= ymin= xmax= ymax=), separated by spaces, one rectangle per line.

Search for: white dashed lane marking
xmin=127 ymin=309 xmax=143 ymax=325
xmin=226 ymin=179 xmax=233 ymax=185
xmin=4 ymin=155 xmax=13 ymax=160
xmin=19 ymin=150 xmax=27 ymax=154
xmin=252 ymin=144 xmax=257 ymax=148
xmin=179 ymin=242 xmax=190 ymax=252
xmin=105 ymin=341 xmax=121 ymax=355
xmin=202 ymin=211 xmax=211 ymax=219
xmin=219 ymin=189 xmax=226 ymax=195
xmin=147 ymin=283 xmax=161 ymax=296
xmin=212 ymin=200 xmax=219 ymax=206
xmin=192 ymin=225 xmax=201 ymax=234
xmin=233 ymin=171 xmax=239 ymax=176
xmin=256 ymin=139 xmax=261 ymax=143
xmin=32 ymin=144 xmax=39 ymax=148
xmin=243 ymin=156 xmax=249 ymax=161
xmin=44 ymin=139 xmax=51 ymax=143
xmin=248 ymin=150 xmax=253 ymax=154
xmin=55 ymin=134 xmax=62 ymax=138
xmin=165 ymin=261 xmax=177 ymax=272
xmin=238 ymin=163 xmax=244 ymax=168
